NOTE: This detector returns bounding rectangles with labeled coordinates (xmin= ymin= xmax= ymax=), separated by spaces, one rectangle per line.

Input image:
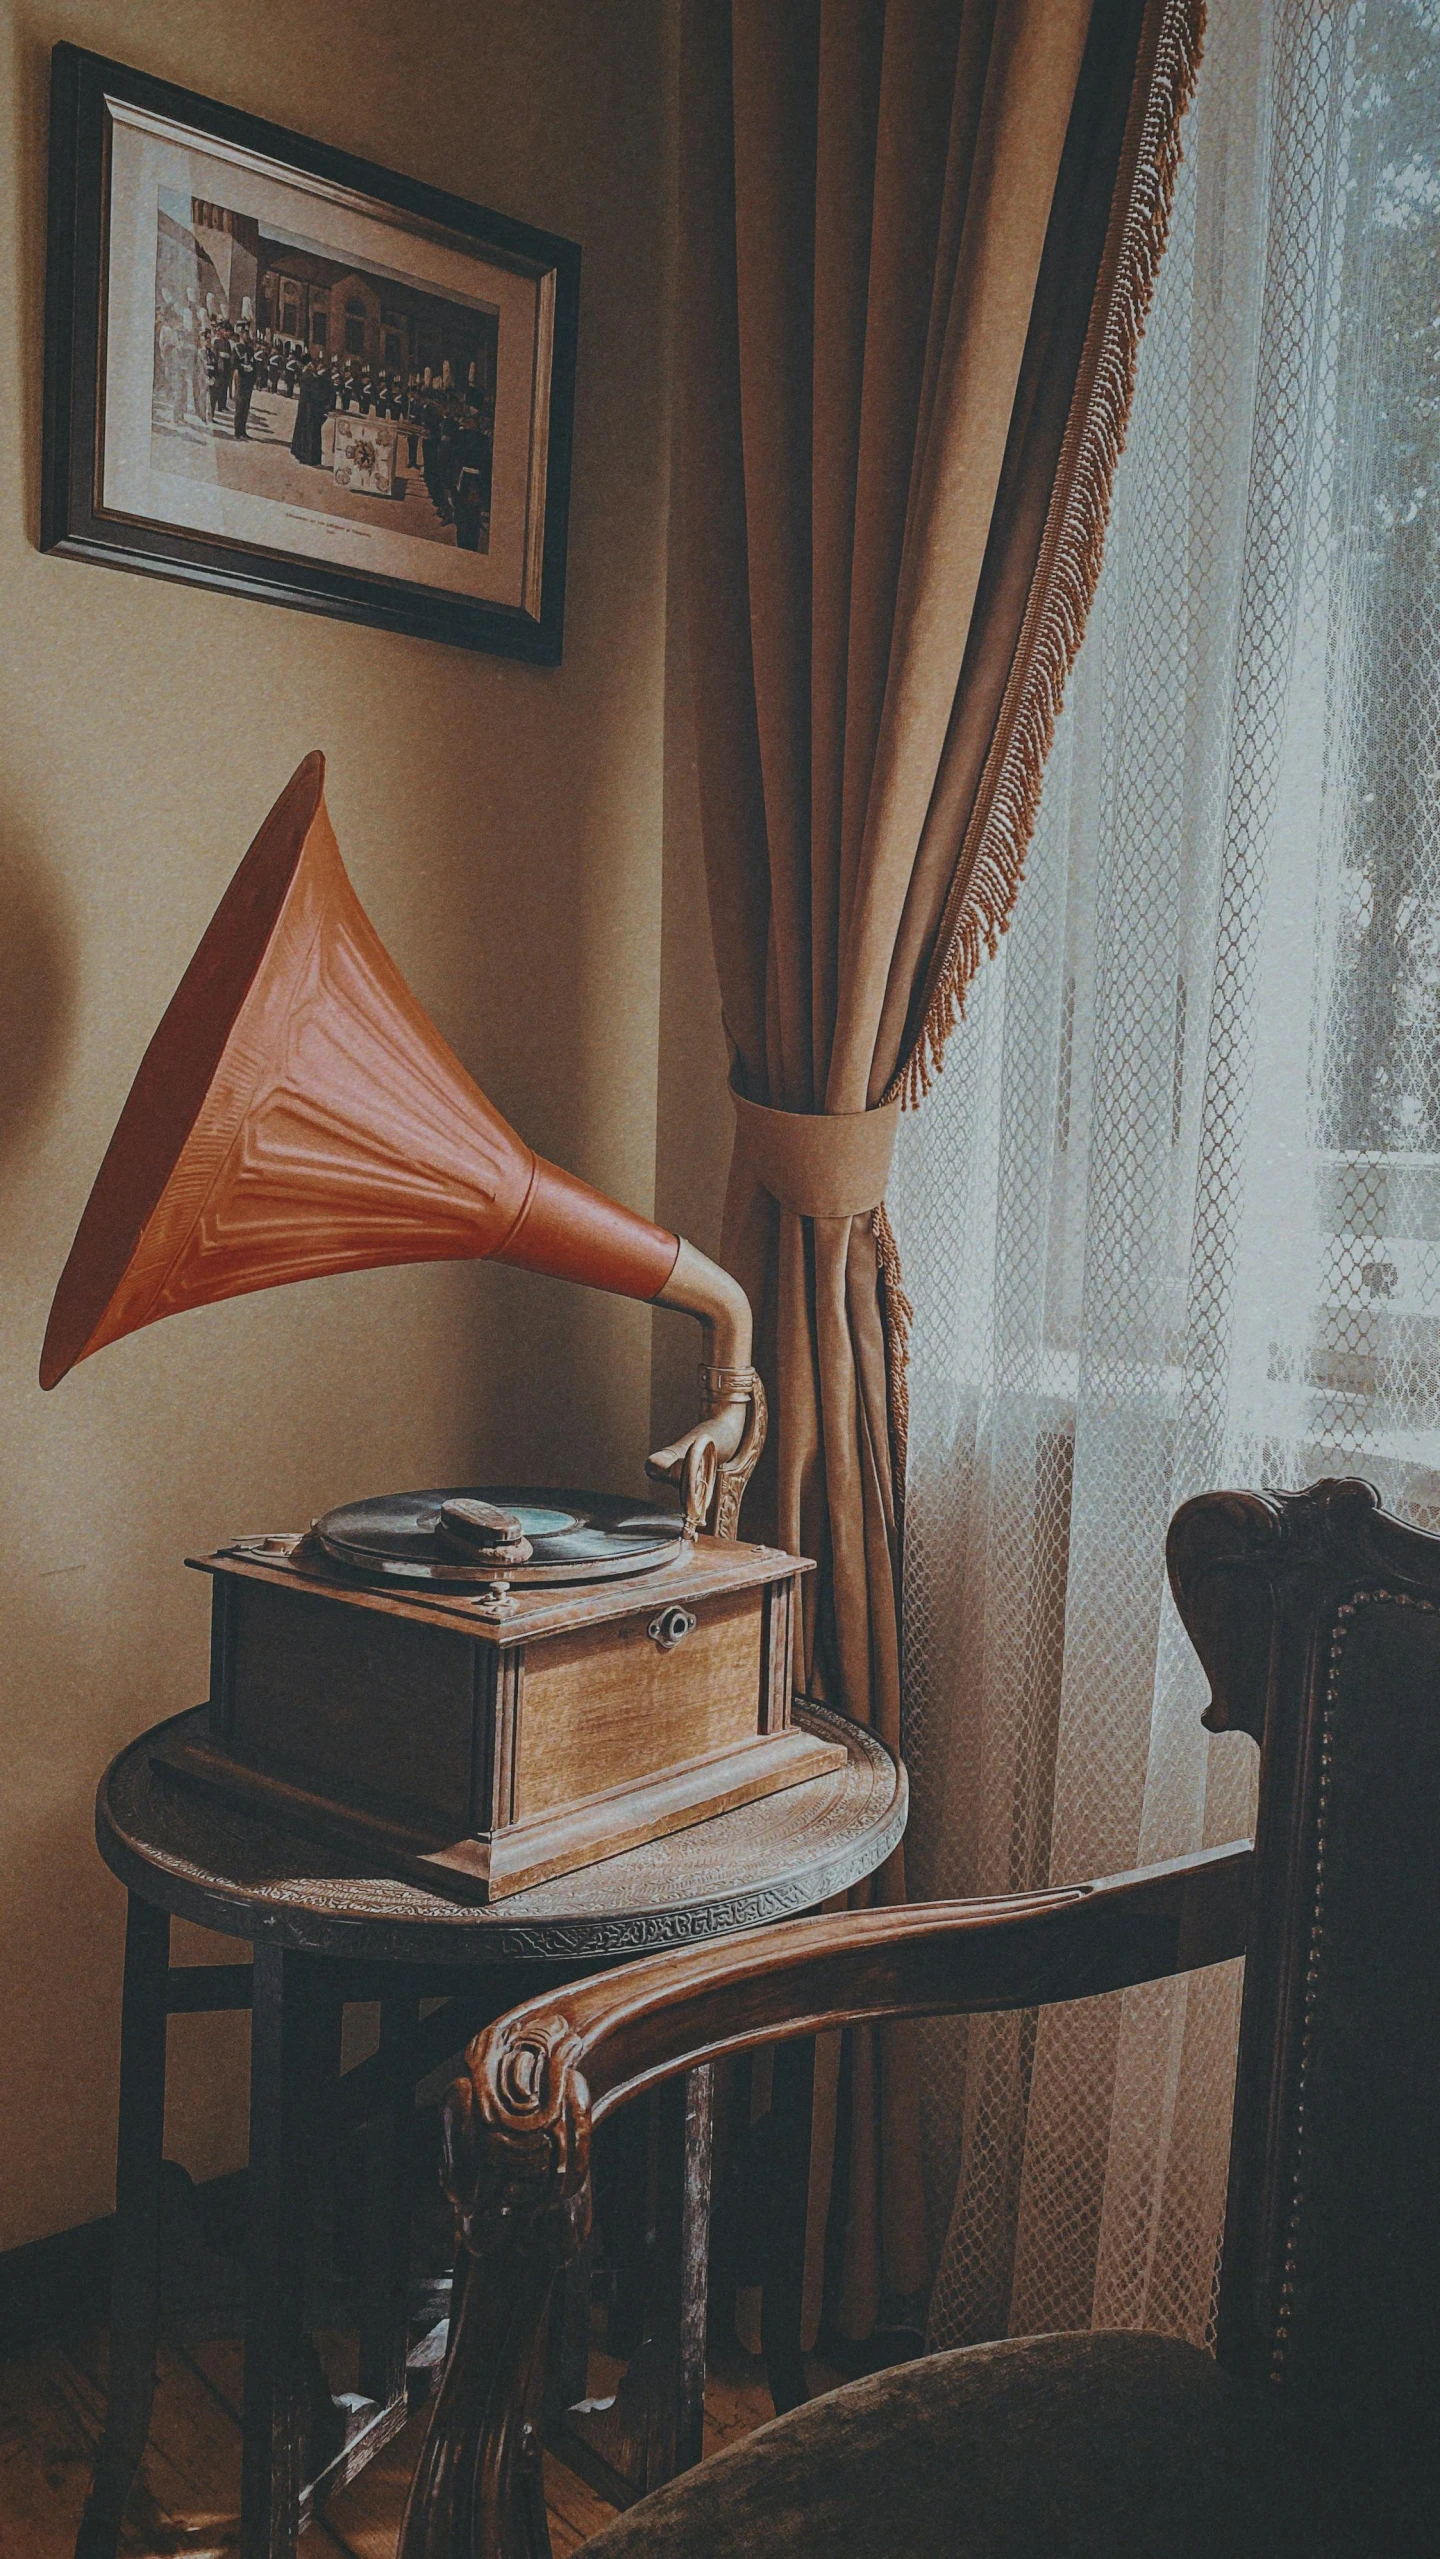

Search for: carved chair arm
xmin=479 ymin=1842 xmax=1253 ymax=2153
xmin=399 ymin=1843 xmax=1252 ymax=2559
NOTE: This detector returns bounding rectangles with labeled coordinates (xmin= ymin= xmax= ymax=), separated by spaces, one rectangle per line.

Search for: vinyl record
xmin=310 ymin=1485 xmax=686 ymax=1587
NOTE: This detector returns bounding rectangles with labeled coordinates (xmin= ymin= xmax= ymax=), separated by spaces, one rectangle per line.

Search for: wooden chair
xmin=397 ymin=1481 xmax=1440 ymax=2556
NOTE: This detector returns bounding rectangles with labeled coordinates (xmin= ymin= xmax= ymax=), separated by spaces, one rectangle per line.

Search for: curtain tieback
xmin=730 ymin=1087 xmax=900 ymax=1220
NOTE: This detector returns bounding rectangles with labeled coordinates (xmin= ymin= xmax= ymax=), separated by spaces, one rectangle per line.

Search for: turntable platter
xmin=310 ymin=1486 xmax=686 ymax=1588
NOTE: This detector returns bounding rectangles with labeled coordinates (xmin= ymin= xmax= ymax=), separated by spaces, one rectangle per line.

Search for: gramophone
xmin=42 ymin=754 xmax=842 ymax=1900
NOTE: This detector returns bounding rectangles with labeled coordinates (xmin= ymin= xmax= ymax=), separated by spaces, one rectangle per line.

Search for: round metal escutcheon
xmin=648 ymin=1605 xmax=698 ymax=1651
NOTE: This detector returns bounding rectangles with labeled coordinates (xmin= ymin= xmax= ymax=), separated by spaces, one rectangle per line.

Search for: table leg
xmin=761 ymin=2036 xmax=815 ymax=2416
xmin=544 ymin=2230 xmax=594 ymax=2421
xmin=657 ymin=2062 xmax=712 ymax=2478
xmin=240 ymin=1942 xmax=329 ymax=2559
xmin=305 ymin=1990 xmax=345 ymax=2330
xmin=595 ymin=2088 xmax=652 ymax=2363
xmin=358 ymin=1993 xmax=419 ymax=2409
xmin=556 ymin=2064 xmax=713 ymax=2502
xmin=75 ymin=1897 xmax=171 ymax=2559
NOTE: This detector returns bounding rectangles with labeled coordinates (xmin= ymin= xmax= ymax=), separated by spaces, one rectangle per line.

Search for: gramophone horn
xmin=39 ymin=753 xmax=682 ymax=1389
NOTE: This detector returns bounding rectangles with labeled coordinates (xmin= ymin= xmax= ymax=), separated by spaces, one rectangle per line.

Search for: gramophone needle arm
xmin=648 ymin=1237 xmax=755 ymax=1485
xmin=653 ymin=1238 xmax=751 ymax=1376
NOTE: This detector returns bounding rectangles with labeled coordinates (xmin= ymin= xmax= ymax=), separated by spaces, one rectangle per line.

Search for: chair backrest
xmin=1168 ymin=1479 xmax=1440 ymax=2460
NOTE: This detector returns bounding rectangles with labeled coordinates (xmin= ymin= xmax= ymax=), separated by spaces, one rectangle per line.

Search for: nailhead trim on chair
xmin=1271 ymin=1584 xmax=1439 ymax=2379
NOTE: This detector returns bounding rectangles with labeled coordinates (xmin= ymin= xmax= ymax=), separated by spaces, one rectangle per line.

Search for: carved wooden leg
xmin=399 ymin=2041 xmax=593 ymax=2559
xmin=761 ymin=2035 xmax=815 ymax=2416
xmin=74 ymin=1897 xmax=170 ymax=2559
xmin=399 ymin=2223 xmax=560 ymax=2559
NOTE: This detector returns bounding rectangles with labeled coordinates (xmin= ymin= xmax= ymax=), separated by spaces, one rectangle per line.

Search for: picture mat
xmin=102 ymin=100 xmax=542 ymax=608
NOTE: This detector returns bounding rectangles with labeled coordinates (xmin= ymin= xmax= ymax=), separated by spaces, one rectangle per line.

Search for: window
xmin=890 ymin=0 xmax=1440 ymax=2356
xmin=345 ymin=298 xmax=366 ymax=357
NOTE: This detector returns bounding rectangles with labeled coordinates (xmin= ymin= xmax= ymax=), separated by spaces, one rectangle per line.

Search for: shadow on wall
xmin=0 ymin=818 xmax=73 ymax=1182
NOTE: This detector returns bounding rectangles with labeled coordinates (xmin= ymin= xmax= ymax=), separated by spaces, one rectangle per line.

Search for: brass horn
xmin=41 ymin=754 xmax=763 ymax=1533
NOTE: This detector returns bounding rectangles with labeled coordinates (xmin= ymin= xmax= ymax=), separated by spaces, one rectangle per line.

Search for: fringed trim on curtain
xmin=873 ymin=1199 xmax=914 ymax=1487
xmin=888 ymin=0 xmax=1208 ymax=1115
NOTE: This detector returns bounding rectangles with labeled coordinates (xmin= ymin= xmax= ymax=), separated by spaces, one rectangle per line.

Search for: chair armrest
xmin=398 ymin=1842 xmax=1250 ymax=2559
xmin=472 ymin=1839 xmax=1252 ymax=2157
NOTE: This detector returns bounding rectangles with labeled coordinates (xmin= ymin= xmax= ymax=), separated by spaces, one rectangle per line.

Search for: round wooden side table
xmin=80 ymin=1701 xmax=906 ymax=2559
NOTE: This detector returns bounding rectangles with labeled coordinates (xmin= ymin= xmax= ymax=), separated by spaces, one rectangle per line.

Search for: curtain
xmin=680 ymin=0 xmax=1205 ymax=2337
xmin=891 ymin=0 xmax=1440 ymax=2348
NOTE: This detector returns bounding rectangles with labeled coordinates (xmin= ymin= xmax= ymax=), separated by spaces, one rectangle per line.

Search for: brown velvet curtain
xmin=680 ymin=0 xmax=1205 ymax=2336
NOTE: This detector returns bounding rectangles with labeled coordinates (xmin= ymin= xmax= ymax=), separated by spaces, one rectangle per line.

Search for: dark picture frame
xmin=42 ymin=46 xmax=579 ymax=662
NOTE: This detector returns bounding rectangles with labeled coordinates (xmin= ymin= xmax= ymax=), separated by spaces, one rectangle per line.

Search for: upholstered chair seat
xmin=580 ymin=2331 xmax=1333 ymax=2559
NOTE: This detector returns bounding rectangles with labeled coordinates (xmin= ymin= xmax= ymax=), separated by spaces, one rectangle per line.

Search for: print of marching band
xmin=152 ymin=192 xmax=497 ymax=551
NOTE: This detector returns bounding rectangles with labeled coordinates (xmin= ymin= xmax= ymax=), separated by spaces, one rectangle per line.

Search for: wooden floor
xmin=0 ymin=2328 xmax=779 ymax=2558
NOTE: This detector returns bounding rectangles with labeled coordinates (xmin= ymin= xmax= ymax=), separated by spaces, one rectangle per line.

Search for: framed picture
xmin=42 ymin=46 xmax=579 ymax=661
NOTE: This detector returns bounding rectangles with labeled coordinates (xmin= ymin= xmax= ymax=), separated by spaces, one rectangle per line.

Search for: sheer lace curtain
xmin=890 ymin=0 xmax=1440 ymax=2350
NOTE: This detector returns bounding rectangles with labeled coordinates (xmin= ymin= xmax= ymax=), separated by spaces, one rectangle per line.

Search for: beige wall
xmin=0 ymin=0 xmax=732 ymax=2252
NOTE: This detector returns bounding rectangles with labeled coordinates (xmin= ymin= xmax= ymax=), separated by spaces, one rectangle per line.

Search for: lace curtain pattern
xmin=890 ymin=0 xmax=1440 ymax=2349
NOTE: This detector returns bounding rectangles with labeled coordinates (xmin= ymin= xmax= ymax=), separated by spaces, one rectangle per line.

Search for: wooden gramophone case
xmin=153 ymin=1527 xmax=834 ymax=1902
xmin=42 ymin=753 xmax=846 ymax=1901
